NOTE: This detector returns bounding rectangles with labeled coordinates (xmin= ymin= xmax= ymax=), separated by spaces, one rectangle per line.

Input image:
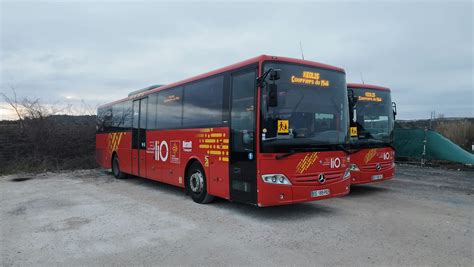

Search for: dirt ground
xmin=1 ymin=164 xmax=472 ymax=266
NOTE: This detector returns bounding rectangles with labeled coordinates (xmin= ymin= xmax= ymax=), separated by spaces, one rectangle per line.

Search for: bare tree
xmin=80 ymin=99 xmax=97 ymax=116
xmin=1 ymin=87 xmax=24 ymax=130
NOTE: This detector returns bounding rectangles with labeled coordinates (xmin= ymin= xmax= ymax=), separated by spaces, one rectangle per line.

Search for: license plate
xmin=372 ymin=174 xmax=383 ymax=180
xmin=311 ymin=189 xmax=330 ymax=198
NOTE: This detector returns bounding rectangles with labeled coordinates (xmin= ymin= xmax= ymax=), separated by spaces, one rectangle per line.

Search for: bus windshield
xmin=351 ymin=88 xmax=394 ymax=145
xmin=261 ymin=62 xmax=349 ymax=153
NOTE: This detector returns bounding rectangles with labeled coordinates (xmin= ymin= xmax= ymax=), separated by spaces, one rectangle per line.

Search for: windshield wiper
xmin=351 ymin=140 xmax=395 ymax=151
xmin=311 ymin=143 xmax=351 ymax=155
xmin=331 ymin=144 xmax=351 ymax=155
xmin=275 ymin=144 xmax=350 ymax=160
xmin=275 ymin=147 xmax=321 ymax=160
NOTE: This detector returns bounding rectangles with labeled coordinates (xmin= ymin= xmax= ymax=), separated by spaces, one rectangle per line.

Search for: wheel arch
xmin=184 ymin=156 xmax=206 ymax=194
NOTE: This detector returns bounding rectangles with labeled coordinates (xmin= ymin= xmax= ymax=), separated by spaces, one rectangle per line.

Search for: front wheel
xmin=112 ymin=154 xmax=127 ymax=179
xmin=187 ymin=162 xmax=214 ymax=204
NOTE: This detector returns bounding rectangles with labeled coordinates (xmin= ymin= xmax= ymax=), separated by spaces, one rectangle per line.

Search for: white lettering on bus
xmin=183 ymin=141 xmax=192 ymax=152
xmin=330 ymin=157 xmax=341 ymax=169
xmin=154 ymin=140 xmax=169 ymax=162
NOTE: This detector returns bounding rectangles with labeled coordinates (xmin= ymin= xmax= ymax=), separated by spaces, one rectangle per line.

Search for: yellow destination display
xmin=290 ymin=71 xmax=330 ymax=87
xmin=277 ymin=120 xmax=289 ymax=134
xmin=350 ymin=127 xmax=358 ymax=137
xmin=358 ymin=91 xmax=383 ymax=102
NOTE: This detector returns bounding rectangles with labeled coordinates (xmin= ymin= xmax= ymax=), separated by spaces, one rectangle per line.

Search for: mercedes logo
xmin=376 ymin=163 xmax=382 ymax=171
xmin=318 ymin=173 xmax=326 ymax=184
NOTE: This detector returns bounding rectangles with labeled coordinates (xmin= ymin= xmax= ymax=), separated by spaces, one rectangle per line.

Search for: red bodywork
xmin=258 ymin=152 xmax=350 ymax=206
xmin=96 ymin=55 xmax=351 ymax=206
xmin=347 ymin=83 xmax=395 ymax=185
xmin=349 ymin=147 xmax=395 ymax=184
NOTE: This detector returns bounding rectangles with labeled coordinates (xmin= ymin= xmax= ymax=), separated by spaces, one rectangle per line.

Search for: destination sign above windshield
xmin=358 ymin=91 xmax=383 ymax=102
xmin=290 ymin=71 xmax=330 ymax=87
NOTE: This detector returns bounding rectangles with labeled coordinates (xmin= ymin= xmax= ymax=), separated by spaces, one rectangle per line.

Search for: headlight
xmin=391 ymin=161 xmax=396 ymax=168
xmin=343 ymin=168 xmax=351 ymax=180
xmin=261 ymin=174 xmax=292 ymax=185
xmin=349 ymin=164 xmax=360 ymax=172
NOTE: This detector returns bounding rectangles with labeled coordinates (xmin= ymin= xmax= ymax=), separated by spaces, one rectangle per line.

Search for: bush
xmin=0 ymin=115 xmax=98 ymax=175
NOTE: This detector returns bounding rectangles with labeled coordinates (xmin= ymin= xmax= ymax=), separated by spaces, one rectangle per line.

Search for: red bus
xmin=347 ymin=83 xmax=396 ymax=184
xmin=96 ymin=55 xmax=351 ymax=207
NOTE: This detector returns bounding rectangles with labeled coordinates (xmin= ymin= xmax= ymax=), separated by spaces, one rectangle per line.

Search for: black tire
xmin=186 ymin=162 xmax=214 ymax=204
xmin=112 ymin=154 xmax=127 ymax=179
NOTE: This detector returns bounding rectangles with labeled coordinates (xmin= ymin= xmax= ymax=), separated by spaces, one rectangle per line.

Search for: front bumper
xmin=351 ymin=166 xmax=395 ymax=185
xmin=257 ymin=177 xmax=351 ymax=207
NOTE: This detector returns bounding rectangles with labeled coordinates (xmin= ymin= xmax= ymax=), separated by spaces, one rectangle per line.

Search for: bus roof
xmin=99 ymin=55 xmax=346 ymax=108
xmin=347 ymin=83 xmax=391 ymax=92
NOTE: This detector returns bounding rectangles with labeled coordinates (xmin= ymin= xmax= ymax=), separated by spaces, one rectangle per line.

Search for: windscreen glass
xmin=261 ymin=62 xmax=348 ymax=153
xmin=351 ymin=88 xmax=394 ymax=145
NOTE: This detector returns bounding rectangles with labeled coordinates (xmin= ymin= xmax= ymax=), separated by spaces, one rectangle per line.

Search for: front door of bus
xmin=132 ymin=98 xmax=147 ymax=177
xmin=229 ymin=68 xmax=257 ymax=204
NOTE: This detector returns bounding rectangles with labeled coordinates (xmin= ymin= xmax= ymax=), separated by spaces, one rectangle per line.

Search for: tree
xmin=1 ymin=87 xmax=24 ymax=130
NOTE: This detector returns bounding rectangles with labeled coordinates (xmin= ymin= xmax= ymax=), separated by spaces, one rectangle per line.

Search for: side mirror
xmin=392 ymin=102 xmax=397 ymax=119
xmin=268 ymin=83 xmax=278 ymax=107
xmin=269 ymin=69 xmax=280 ymax=81
xmin=347 ymin=89 xmax=358 ymax=106
xmin=347 ymin=89 xmax=357 ymax=123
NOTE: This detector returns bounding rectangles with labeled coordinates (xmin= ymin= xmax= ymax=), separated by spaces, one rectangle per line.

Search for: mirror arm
xmin=256 ymin=68 xmax=274 ymax=88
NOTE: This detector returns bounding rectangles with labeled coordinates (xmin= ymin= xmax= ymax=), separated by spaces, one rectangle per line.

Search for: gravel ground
xmin=1 ymin=164 xmax=472 ymax=266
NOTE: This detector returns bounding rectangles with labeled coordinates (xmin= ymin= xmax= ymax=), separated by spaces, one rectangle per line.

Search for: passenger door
xmin=131 ymin=98 xmax=147 ymax=177
xmin=229 ymin=68 xmax=257 ymax=204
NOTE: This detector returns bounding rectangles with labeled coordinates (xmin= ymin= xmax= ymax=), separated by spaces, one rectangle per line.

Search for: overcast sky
xmin=1 ymin=0 xmax=472 ymax=120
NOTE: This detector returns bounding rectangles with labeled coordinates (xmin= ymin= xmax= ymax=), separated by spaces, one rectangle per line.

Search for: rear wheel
xmin=187 ymin=162 xmax=214 ymax=204
xmin=112 ymin=154 xmax=127 ymax=179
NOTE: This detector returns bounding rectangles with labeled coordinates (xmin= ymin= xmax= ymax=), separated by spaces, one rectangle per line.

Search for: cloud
xmin=1 ymin=1 xmax=472 ymax=119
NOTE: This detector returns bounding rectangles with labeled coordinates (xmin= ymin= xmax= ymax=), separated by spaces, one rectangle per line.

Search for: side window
xmin=139 ymin=98 xmax=147 ymax=130
xmin=231 ymin=71 xmax=256 ymax=152
xmin=122 ymin=100 xmax=133 ymax=128
xmin=97 ymin=107 xmax=105 ymax=132
xmin=112 ymin=102 xmax=124 ymax=129
xmin=102 ymin=107 xmax=113 ymax=132
xmin=132 ymin=100 xmax=140 ymax=149
xmin=132 ymin=101 xmax=139 ymax=129
xmin=156 ymin=87 xmax=183 ymax=129
xmin=183 ymin=75 xmax=224 ymax=128
xmin=147 ymin=93 xmax=158 ymax=130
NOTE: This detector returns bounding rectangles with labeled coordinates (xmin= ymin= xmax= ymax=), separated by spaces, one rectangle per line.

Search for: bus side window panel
xmin=231 ymin=75 xmax=255 ymax=153
xmin=110 ymin=102 xmax=124 ymax=170
xmin=182 ymin=75 xmax=228 ymax=197
xmin=145 ymin=93 xmax=159 ymax=180
xmin=96 ymin=107 xmax=106 ymax=166
xmin=157 ymin=87 xmax=183 ymax=184
xmin=102 ymin=107 xmax=113 ymax=132
xmin=182 ymin=76 xmax=224 ymax=128
xmin=100 ymin=106 xmax=113 ymax=166
xmin=120 ymin=100 xmax=133 ymax=174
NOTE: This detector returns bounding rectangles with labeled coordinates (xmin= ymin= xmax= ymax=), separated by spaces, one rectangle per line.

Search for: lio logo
xmin=153 ymin=140 xmax=169 ymax=162
xmin=330 ymin=157 xmax=341 ymax=169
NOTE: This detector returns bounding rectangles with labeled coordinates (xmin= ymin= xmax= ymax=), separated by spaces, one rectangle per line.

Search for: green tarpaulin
xmin=394 ymin=128 xmax=474 ymax=165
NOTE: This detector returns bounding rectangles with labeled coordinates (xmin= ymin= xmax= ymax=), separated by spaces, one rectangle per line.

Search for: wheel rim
xmin=189 ymin=171 xmax=204 ymax=193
